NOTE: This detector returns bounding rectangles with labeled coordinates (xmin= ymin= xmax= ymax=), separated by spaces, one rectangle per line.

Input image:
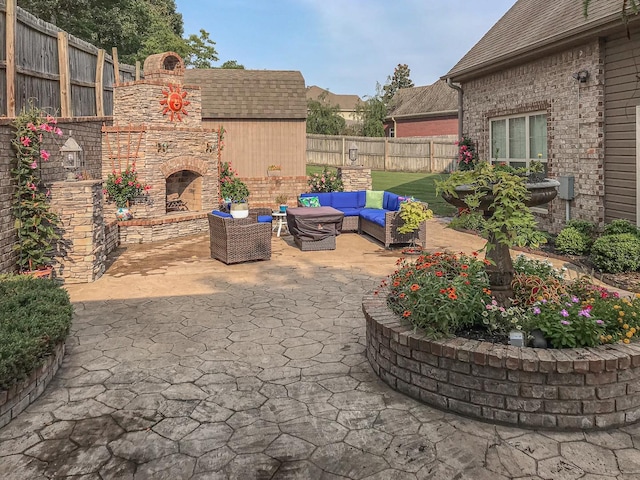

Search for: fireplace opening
xmin=166 ymin=170 xmax=202 ymax=212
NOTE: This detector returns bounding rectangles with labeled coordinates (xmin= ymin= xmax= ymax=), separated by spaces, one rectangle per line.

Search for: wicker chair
xmin=207 ymin=213 xmax=272 ymax=264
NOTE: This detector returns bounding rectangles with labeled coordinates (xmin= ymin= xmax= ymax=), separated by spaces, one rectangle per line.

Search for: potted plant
xmin=222 ymin=177 xmax=250 ymax=218
xmin=275 ymin=193 xmax=288 ymax=212
xmin=104 ymin=165 xmax=151 ymax=220
xmin=267 ymin=164 xmax=282 ymax=176
xmin=11 ymin=105 xmax=64 ymax=277
xmin=398 ymin=199 xmax=433 ymax=253
xmin=437 ymin=160 xmax=559 ymax=305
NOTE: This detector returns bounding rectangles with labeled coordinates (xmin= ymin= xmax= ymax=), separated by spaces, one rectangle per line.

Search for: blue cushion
xmin=258 ymin=215 xmax=272 ymax=223
xmin=335 ymin=207 xmax=361 ymax=217
xmin=359 ymin=208 xmax=387 ymax=227
xmin=383 ymin=192 xmax=401 ymax=211
xmin=212 ymin=210 xmax=233 ymax=218
xmin=331 ymin=191 xmax=360 ymax=209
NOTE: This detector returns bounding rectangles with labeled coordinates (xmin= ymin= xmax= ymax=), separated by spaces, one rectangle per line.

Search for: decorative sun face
xmin=160 ymin=84 xmax=190 ymax=122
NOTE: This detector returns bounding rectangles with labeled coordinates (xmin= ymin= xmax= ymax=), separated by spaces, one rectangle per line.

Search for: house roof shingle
xmin=184 ymin=69 xmax=307 ymax=120
xmin=445 ymin=0 xmax=631 ymax=81
xmin=306 ymin=86 xmax=361 ymax=111
xmin=385 ymin=80 xmax=457 ymax=120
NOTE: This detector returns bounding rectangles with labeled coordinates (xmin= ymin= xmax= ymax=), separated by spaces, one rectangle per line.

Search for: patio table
xmin=286 ymin=206 xmax=344 ymax=251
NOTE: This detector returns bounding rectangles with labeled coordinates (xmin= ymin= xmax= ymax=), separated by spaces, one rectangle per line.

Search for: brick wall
xmin=396 ymin=117 xmax=458 ymax=138
xmin=244 ymin=176 xmax=309 ymax=210
xmin=461 ymin=40 xmax=605 ymax=232
xmin=338 ymin=166 xmax=372 ymax=191
xmin=0 ymin=118 xmax=109 ymax=274
xmin=50 ymin=180 xmax=106 ymax=283
xmin=364 ymin=291 xmax=640 ymax=430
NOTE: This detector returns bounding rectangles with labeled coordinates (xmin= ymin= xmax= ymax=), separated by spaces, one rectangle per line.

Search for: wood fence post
xmin=112 ymin=47 xmax=120 ymax=86
xmin=6 ymin=0 xmax=16 ymax=117
xmin=57 ymin=32 xmax=71 ymax=118
xmin=430 ymin=140 xmax=434 ymax=173
xmin=384 ymin=137 xmax=388 ymax=171
xmin=95 ymin=49 xmax=105 ymax=117
xmin=135 ymin=61 xmax=141 ymax=81
xmin=342 ymin=137 xmax=345 ymax=166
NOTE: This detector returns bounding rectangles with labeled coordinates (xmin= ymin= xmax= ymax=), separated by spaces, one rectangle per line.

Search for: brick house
xmin=443 ymin=0 xmax=640 ymax=232
xmin=383 ymin=80 xmax=458 ymax=138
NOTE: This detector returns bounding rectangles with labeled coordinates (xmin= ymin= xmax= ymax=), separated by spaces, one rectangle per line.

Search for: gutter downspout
xmin=446 ymin=77 xmax=463 ymax=139
xmin=391 ymin=116 xmax=397 ymax=137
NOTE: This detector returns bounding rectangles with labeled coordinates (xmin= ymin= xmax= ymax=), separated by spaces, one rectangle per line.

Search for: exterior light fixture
xmin=60 ymin=135 xmax=83 ymax=181
xmin=348 ymin=143 xmax=358 ymax=165
xmin=572 ymin=70 xmax=589 ymax=83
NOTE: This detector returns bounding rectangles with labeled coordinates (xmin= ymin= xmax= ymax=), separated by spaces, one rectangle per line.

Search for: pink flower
xmin=30 ymin=161 xmax=37 ymax=169
xmin=560 ymin=309 xmax=569 ymax=317
xmin=28 ymin=183 xmax=37 ymax=191
xmin=46 ymin=115 xmax=57 ymax=124
xmin=21 ymin=136 xmax=31 ymax=147
xmin=40 ymin=150 xmax=50 ymax=161
xmin=27 ymin=122 xmax=37 ymax=131
xmin=54 ymin=127 xmax=63 ymax=136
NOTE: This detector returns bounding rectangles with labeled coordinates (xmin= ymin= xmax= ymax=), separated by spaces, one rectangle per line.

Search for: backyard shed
xmin=184 ymin=69 xmax=308 ymax=179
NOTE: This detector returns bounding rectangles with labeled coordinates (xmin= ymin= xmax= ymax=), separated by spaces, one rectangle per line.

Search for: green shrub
xmin=566 ymin=219 xmax=596 ymax=238
xmin=0 ymin=275 xmax=73 ymax=389
xmin=590 ymin=233 xmax=640 ymax=273
xmin=603 ymin=219 xmax=639 ymax=237
xmin=555 ymin=226 xmax=591 ymax=255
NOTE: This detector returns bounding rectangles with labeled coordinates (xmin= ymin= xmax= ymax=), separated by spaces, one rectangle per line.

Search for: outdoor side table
xmin=272 ymin=211 xmax=288 ymax=237
xmin=286 ymin=206 xmax=344 ymax=251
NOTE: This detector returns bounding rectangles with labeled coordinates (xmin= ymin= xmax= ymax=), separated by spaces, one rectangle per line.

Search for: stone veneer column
xmin=50 ymin=180 xmax=106 ymax=283
xmin=338 ymin=166 xmax=372 ymax=191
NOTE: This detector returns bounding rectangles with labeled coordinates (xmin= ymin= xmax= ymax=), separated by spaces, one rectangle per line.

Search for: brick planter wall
xmin=0 ymin=342 xmax=65 ymax=430
xmin=363 ymin=291 xmax=640 ymax=430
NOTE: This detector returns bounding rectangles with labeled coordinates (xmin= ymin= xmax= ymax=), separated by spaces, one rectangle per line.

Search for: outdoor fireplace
xmin=103 ymin=51 xmax=219 ymax=222
xmin=166 ymin=170 xmax=202 ymax=212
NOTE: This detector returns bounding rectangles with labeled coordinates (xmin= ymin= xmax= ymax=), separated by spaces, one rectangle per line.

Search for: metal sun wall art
xmin=159 ymin=84 xmax=190 ymax=122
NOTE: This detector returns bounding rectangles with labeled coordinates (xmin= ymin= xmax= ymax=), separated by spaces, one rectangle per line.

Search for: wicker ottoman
xmin=294 ymin=235 xmax=336 ymax=251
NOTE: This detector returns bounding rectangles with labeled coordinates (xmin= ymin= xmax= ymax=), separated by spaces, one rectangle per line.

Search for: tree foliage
xmin=17 ymin=0 xmax=224 ymax=67
xmin=306 ymin=93 xmax=346 ymax=135
xmin=355 ymin=84 xmax=387 ymax=137
xmin=382 ymin=63 xmax=414 ymax=105
xmin=220 ymin=60 xmax=245 ymax=69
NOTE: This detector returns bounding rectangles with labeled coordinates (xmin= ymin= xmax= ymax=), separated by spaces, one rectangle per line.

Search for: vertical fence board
xmin=57 ymin=31 xmax=70 ymax=117
xmin=5 ymin=0 xmax=15 ymax=116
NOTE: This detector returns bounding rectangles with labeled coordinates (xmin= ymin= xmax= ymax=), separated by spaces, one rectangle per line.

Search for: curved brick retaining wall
xmin=363 ymin=292 xmax=640 ymax=430
xmin=0 ymin=343 xmax=65 ymax=429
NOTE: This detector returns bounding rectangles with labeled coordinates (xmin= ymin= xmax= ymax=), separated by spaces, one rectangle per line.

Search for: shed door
xmin=604 ymin=30 xmax=640 ymax=223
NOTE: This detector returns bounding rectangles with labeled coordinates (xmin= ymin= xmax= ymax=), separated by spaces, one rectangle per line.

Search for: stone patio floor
xmin=1 ymin=218 xmax=639 ymax=479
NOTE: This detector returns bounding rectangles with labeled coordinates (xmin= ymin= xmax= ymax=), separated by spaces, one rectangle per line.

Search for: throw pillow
xmin=300 ymin=196 xmax=321 ymax=207
xmin=365 ymin=190 xmax=384 ymax=209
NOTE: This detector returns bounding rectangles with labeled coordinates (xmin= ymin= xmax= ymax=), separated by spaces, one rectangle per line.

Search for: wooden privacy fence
xmin=0 ymin=0 xmax=138 ymax=118
xmin=307 ymin=134 xmax=458 ymax=173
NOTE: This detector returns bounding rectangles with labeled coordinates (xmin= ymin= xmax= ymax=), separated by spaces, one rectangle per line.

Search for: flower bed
xmin=363 ymin=291 xmax=640 ymax=430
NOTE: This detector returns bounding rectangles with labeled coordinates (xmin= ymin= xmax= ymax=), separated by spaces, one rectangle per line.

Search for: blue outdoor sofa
xmin=299 ymin=191 xmax=427 ymax=248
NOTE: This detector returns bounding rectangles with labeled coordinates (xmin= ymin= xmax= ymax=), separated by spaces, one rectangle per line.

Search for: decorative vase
xmin=116 ymin=206 xmax=133 ymax=221
xmin=230 ymin=202 xmax=249 ymax=218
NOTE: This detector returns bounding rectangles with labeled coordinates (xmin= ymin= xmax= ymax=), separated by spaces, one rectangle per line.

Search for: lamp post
xmin=61 ymin=135 xmax=83 ymax=181
xmin=348 ymin=142 xmax=358 ymax=166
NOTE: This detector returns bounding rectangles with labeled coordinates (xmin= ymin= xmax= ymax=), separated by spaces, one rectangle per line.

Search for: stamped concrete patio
xmin=1 ymin=219 xmax=639 ymax=479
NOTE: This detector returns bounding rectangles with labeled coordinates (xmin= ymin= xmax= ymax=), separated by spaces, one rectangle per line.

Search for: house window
xmin=490 ymin=112 xmax=547 ymax=171
xmin=388 ymin=127 xmax=395 ymax=138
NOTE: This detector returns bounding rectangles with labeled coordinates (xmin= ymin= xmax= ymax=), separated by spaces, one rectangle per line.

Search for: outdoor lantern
xmin=348 ymin=142 xmax=358 ymax=165
xmin=61 ymin=135 xmax=83 ymax=181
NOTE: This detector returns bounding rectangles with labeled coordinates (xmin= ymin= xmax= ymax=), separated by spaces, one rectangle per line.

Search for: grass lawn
xmin=306 ymin=166 xmax=456 ymax=217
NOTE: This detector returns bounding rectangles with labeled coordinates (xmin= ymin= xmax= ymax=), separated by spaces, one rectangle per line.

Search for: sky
xmin=175 ymin=0 xmax=516 ymax=98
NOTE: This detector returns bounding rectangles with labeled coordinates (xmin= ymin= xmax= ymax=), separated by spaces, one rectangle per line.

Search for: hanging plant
xmin=11 ymin=104 xmax=64 ymax=272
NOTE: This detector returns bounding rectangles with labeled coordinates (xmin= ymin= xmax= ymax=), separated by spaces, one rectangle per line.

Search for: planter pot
xmin=116 ymin=207 xmax=133 ymax=221
xmin=267 ymin=169 xmax=282 ymax=177
xmin=23 ymin=266 xmax=53 ymax=279
xmin=279 ymin=204 xmax=288 ymax=213
xmin=230 ymin=202 xmax=249 ymax=218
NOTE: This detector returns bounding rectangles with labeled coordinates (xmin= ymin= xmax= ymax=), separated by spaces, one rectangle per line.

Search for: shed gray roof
xmin=446 ymin=0 xmax=635 ymax=81
xmin=385 ymin=80 xmax=457 ymax=120
xmin=184 ymin=69 xmax=307 ymax=120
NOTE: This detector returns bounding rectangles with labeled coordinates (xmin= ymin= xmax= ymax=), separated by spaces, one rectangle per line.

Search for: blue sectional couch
xmin=299 ymin=191 xmax=427 ymax=248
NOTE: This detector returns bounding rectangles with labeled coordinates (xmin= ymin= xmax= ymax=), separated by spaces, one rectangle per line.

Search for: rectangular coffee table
xmin=286 ymin=207 xmax=344 ymax=251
